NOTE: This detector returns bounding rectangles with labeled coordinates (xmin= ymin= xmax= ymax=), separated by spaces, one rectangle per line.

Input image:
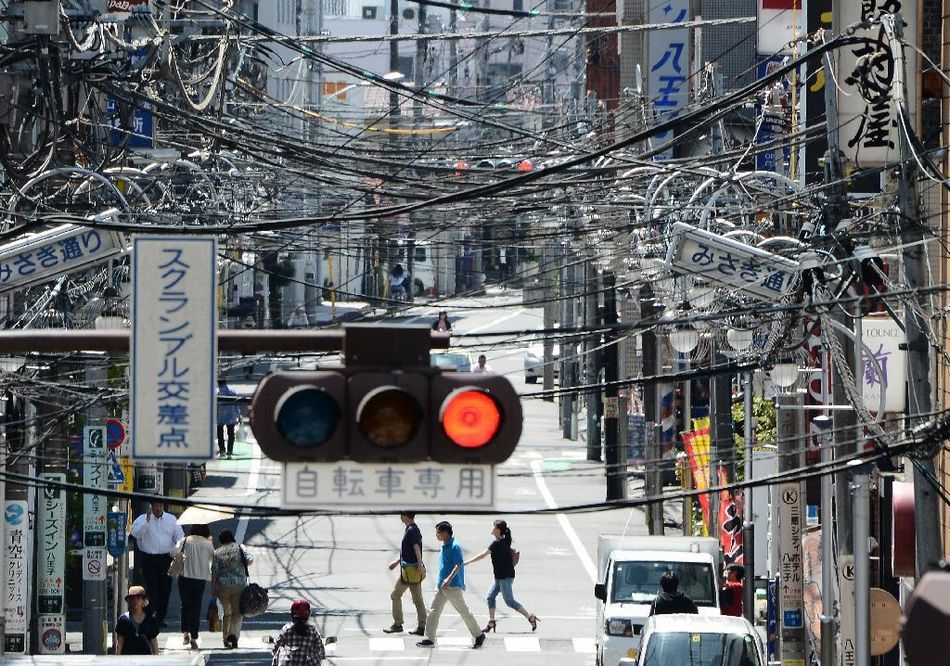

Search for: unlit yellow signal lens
xmin=356 ymin=387 xmax=421 ymax=448
xmin=441 ymin=390 xmax=501 ymax=448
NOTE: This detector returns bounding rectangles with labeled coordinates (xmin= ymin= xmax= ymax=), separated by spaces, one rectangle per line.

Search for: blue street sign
xmin=767 ymin=579 xmax=777 ymax=661
xmin=106 ymin=452 xmax=125 ymax=486
xmin=783 ymin=609 xmax=803 ymax=629
xmin=107 ymin=512 xmax=127 ymax=558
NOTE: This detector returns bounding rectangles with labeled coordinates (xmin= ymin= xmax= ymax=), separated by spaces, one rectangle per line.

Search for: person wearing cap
xmin=272 ymin=599 xmax=327 ymax=666
xmin=130 ymin=501 xmax=184 ymax=626
xmin=115 ymin=586 xmax=160 ymax=655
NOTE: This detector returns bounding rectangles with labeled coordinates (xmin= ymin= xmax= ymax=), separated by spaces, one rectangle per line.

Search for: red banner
xmin=761 ymin=0 xmax=801 ymax=8
xmin=682 ymin=426 xmax=712 ymax=532
xmin=718 ymin=466 xmax=744 ymax=564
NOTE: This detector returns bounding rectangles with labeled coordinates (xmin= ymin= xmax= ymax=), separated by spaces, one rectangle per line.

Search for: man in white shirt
xmin=130 ymin=501 xmax=184 ymax=625
xmin=472 ymin=355 xmax=491 ymax=373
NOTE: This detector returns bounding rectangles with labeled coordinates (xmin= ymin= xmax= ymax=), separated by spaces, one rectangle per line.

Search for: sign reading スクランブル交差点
xmin=38 ymin=474 xmax=66 ymax=615
xmin=283 ymin=462 xmax=495 ymax=510
xmin=131 ymin=237 xmax=217 ymax=460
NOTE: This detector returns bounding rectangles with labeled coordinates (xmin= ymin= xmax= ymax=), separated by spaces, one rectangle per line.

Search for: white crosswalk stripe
xmin=572 ymin=637 xmax=596 ymax=653
xmin=369 ymin=637 xmax=406 ymax=651
xmin=504 ymin=636 xmax=541 ymax=652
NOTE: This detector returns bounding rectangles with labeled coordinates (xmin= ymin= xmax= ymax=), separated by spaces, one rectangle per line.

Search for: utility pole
xmin=542 ymin=243 xmax=557 ymax=399
xmin=586 ymin=261 xmax=602 ymax=461
xmin=561 ymin=256 xmax=576 ymax=438
xmin=883 ymin=13 xmax=942 ymax=578
xmin=775 ymin=393 xmax=806 ymax=664
xmin=708 ymin=337 xmax=730 ymax=539
xmin=604 ymin=272 xmax=625 ymax=500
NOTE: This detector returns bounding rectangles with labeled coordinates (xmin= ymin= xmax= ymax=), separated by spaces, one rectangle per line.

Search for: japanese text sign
xmin=132 ymin=237 xmax=217 ymax=460
xmin=0 ymin=223 xmax=126 ymax=295
xmin=38 ymin=474 xmax=66 ymax=615
xmin=283 ymin=462 xmax=495 ymax=509
xmin=647 ymin=0 xmax=690 ymax=161
xmin=756 ymin=0 xmax=804 ymax=55
xmin=4 ymin=500 xmax=28 ymax=653
xmin=107 ymin=512 xmax=128 ymax=558
xmin=838 ymin=0 xmax=916 ymax=167
xmin=37 ymin=614 xmax=65 ymax=655
xmin=777 ymin=482 xmax=804 ymax=629
xmin=83 ymin=426 xmax=107 ymax=548
xmin=861 ymin=317 xmax=906 ymax=413
xmin=666 ymin=222 xmax=800 ymax=301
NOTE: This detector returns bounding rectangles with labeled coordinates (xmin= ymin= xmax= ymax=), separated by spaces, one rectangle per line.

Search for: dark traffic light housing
xmin=248 ymin=325 xmax=523 ymax=464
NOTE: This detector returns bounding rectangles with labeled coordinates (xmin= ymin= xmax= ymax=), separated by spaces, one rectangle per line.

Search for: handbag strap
xmin=238 ymin=544 xmax=249 ymax=577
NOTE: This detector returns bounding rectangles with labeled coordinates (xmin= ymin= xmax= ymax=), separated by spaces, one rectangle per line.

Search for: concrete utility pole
xmin=775 ymin=393 xmax=806 ymax=664
xmin=708 ymin=337 xmax=731 ymax=539
xmin=561 ymin=257 xmax=576 ymax=439
xmin=883 ymin=13 xmax=942 ymax=578
xmin=742 ymin=370 xmax=755 ymax=624
xmin=586 ymin=261 xmax=602 ymax=461
xmin=83 ymin=367 xmax=107 ymax=655
xmin=542 ymin=243 xmax=557 ymax=399
xmin=603 ymin=272 xmax=625 ymax=500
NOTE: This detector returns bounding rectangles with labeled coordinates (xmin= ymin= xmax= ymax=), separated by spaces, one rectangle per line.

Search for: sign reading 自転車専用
xmin=131 ymin=237 xmax=217 ymax=460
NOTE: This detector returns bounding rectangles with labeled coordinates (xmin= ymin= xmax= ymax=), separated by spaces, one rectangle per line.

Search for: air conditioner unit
xmin=362 ymin=5 xmax=378 ymax=18
xmin=402 ymin=7 xmax=415 ymax=19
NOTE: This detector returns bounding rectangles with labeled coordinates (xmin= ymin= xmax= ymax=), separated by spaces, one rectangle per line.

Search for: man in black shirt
xmin=384 ymin=512 xmax=427 ymax=635
xmin=649 ymin=571 xmax=699 ymax=615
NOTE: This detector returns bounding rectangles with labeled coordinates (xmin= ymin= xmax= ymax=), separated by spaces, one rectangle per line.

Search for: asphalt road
xmin=161 ymin=293 xmax=652 ymax=665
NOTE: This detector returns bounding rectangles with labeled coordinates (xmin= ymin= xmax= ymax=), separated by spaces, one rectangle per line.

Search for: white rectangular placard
xmin=283 ymin=462 xmax=495 ymax=509
xmin=132 ymin=236 xmax=217 ymax=459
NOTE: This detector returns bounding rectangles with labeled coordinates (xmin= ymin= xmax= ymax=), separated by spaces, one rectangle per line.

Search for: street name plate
xmin=666 ymin=222 xmax=799 ymax=301
xmin=283 ymin=462 xmax=495 ymax=509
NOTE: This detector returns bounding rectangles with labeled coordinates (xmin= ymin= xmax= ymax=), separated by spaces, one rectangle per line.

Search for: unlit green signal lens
xmin=274 ymin=386 xmax=340 ymax=448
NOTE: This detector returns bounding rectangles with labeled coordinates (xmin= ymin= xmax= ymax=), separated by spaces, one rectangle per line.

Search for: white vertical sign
xmin=861 ymin=317 xmax=906 ymax=413
xmin=131 ymin=237 xmax=217 ymax=460
xmin=83 ymin=426 xmax=108 ymax=582
xmin=647 ymin=0 xmax=690 ymax=161
xmin=37 ymin=613 xmax=66 ymax=654
xmin=4 ymin=500 xmax=28 ymax=653
xmin=837 ymin=0 xmax=917 ymax=167
xmin=38 ymin=474 xmax=66 ymax=614
xmin=756 ymin=0 xmax=804 ymax=55
xmin=777 ymin=483 xmax=804 ymax=630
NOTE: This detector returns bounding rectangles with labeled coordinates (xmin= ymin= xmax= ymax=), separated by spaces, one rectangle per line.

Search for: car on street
xmin=633 ymin=614 xmax=765 ymax=666
xmin=430 ymin=350 xmax=473 ymax=372
xmin=524 ymin=336 xmax=560 ymax=383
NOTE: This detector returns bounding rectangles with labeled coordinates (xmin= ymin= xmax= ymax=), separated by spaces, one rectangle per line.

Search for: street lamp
xmin=725 ymin=326 xmax=755 ymax=352
xmin=769 ymin=361 xmax=800 ymax=388
xmin=669 ymin=325 xmax=700 ymax=354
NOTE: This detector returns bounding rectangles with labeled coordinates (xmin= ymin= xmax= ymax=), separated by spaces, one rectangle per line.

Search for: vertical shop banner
xmin=131 ymin=237 xmax=217 ymax=460
xmin=682 ymin=422 xmax=712 ymax=532
xmin=838 ymin=0 xmax=917 ymax=168
xmin=717 ymin=466 xmax=744 ymax=564
xmin=4 ymin=500 xmax=28 ymax=653
xmin=83 ymin=426 xmax=108 ymax=582
xmin=38 ymin=474 xmax=66 ymax=614
xmin=861 ymin=317 xmax=906 ymax=414
xmin=647 ymin=0 xmax=690 ymax=160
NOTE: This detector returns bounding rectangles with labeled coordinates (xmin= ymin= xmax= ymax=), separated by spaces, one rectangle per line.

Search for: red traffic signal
xmin=430 ymin=373 xmax=522 ymax=464
xmin=249 ymin=368 xmax=522 ymax=464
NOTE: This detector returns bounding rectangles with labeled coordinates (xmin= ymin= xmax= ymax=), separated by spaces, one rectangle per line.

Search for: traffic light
xmin=249 ymin=368 xmax=522 ymax=464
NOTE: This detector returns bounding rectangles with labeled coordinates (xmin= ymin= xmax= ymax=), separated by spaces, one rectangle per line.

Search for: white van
xmin=594 ymin=536 xmax=722 ymax=666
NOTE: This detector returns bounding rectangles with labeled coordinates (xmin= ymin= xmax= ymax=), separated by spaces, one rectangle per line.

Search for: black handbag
xmin=237 ymin=545 xmax=269 ymax=617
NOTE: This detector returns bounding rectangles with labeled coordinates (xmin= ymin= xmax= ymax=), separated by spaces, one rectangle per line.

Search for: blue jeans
xmin=486 ymin=578 xmax=522 ymax=610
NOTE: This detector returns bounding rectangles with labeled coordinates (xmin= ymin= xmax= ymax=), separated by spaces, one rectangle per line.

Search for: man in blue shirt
xmin=384 ymin=512 xmax=427 ymax=635
xmin=217 ymin=378 xmax=241 ymax=458
xmin=416 ymin=521 xmax=486 ymax=649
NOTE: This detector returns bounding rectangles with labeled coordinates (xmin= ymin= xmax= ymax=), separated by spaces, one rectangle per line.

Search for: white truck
xmin=593 ymin=535 xmax=722 ymax=666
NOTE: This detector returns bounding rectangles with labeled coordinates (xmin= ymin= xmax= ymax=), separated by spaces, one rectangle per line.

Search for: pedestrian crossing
xmin=158 ymin=630 xmax=597 ymax=656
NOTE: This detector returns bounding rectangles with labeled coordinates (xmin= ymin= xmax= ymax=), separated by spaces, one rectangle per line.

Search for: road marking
xmin=369 ymin=637 xmax=406 ymax=651
xmin=236 ymin=434 xmax=263 ymax=544
xmin=466 ymin=309 xmax=525 ymax=334
xmin=437 ymin=636 xmax=473 ymax=648
xmin=573 ymin=637 xmax=596 ymax=653
xmin=504 ymin=637 xmax=541 ymax=652
xmin=530 ymin=459 xmax=597 ymax=583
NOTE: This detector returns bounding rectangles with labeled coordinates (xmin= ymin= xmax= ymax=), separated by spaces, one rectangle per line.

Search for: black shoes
xmin=225 ymin=635 xmax=238 ymax=649
xmin=383 ymin=624 xmax=403 ymax=634
xmin=416 ymin=639 xmax=435 ymax=647
xmin=473 ymin=633 xmax=486 ymax=649
xmin=408 ymin=626 xmax=426 ymax=636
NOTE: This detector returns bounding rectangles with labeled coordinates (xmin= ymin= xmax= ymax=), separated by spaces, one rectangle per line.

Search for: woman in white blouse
xmin=171 ymin=524 xmax=214 ymax=649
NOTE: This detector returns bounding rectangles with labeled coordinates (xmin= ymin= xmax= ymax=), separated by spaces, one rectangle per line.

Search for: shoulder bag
xmin=167 ymin=537 xmax=187 ymax=578
xmin=510 ymin=547 xmax=520 ymax=567
xmin=400 ymin=561 xmax=425 ymax=585
xmin=237 ymin=545 xmax=269 ymax=617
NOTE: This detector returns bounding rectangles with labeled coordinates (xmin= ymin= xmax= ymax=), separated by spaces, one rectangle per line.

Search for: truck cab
xmin=593 ymin=537 xmax=722 ymax=666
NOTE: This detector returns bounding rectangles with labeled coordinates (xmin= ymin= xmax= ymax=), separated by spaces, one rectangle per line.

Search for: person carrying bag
xmin=239 ymin=544 xmax=269 ymax=618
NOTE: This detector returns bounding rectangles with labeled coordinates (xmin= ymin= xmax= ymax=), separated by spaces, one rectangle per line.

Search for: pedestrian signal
xmin=249 ymin=368 xmax=522 ymax=464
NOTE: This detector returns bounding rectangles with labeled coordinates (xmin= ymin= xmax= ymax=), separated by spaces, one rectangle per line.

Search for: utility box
xmin=24 ymin=1 xmax=61 ymax=35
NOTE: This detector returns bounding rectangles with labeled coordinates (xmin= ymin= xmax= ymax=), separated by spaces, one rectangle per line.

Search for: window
xmin=361 ymin=5 xmax=378 ymax=18
xmin=610 ymin=561 xmax=716 ymax=606
xmin=643 ymin=633 xmax=759 ymax=666
xmin=414 ymin=246 xmax=427 ymax=263
xmin=325 ymin=0 xmax=348 ymax=17
xmin=513 ymin=0 xmax=522 ymax=11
